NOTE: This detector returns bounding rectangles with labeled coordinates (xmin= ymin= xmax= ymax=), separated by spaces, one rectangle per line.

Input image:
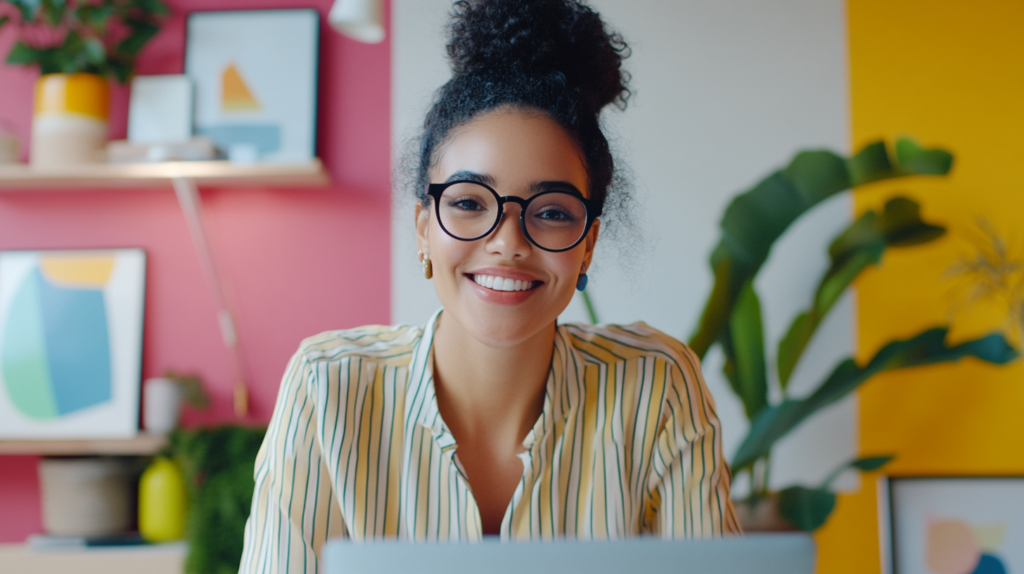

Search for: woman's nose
xmin=485 ymin=205 xmax=532 ymax=257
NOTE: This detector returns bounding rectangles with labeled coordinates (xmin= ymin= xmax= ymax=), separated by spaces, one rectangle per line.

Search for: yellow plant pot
xmin=31 ymin=73 xmax=110 ymax=166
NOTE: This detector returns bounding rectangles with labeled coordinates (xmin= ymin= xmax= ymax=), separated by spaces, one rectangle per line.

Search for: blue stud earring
xmin=576 ymin=273 xmax=588 ymax=292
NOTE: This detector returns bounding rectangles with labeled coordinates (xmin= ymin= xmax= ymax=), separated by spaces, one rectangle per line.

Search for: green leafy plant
xmin=170 ymin=426 xmax=266 ymax=574
xmin=0 ymin=0 xmax=167 ymax=82
xmin=688 ymin=137 xmax=1019 ymax=531
xmin=164 ymin=369 xmax=212 ymax=411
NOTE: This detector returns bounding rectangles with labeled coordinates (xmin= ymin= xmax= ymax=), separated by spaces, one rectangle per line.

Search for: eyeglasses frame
xmin=426 ymin=180 xmax=601 ymax=253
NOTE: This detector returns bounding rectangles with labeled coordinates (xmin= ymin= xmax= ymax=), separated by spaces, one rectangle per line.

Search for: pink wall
xmin=0 ymin=0 xmax=392 ymax=543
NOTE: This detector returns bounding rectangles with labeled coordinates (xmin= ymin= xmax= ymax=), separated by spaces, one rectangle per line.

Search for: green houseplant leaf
xmin=732 ymin=328 xmax=1017 ymax=471
xmin=776 ymin=455 xmax=894 ymax=532
xmin=821 ymin=455 xmax=894 ymax=490
xmin=689 ymin=138 xmax=954 ymax=359
xmin=776 ymin=196 xmax=946 ymax=388
xmin=723 ymin=280 xmax=769 ymax=418
xmin=777 ymin=486 xmax=835 ymax=532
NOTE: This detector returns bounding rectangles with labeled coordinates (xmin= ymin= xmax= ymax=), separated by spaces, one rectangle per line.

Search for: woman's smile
xmin=466 ymin=266 xmax=544 ymax=305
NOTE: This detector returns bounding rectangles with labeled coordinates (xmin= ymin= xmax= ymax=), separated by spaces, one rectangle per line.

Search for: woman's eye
xmin=536 ymin=207 xmax=575 ymax=221
xmin=447 ymin=197 xmax=484 ymax=211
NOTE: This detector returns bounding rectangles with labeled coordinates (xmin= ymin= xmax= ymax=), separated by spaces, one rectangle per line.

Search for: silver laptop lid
xmin=322 ymin=533 xmax=815 ymax=574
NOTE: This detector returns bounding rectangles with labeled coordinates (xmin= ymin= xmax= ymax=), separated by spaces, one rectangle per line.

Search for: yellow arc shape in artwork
xmin=40 ymin=256 xmax=116 ymax=288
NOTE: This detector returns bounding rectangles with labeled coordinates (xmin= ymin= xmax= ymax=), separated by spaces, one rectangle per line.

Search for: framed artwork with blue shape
xmin=882 ymin=476 xmax=1024 ymax=574
xmin=185 ymin=9 xmax=320 ymax=163
xmin=0 ymin=250 xmax=146 ymax=439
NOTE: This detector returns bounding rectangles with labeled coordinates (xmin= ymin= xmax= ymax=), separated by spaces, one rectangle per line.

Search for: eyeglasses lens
xmin=438 ymin=183 xmax=587 ymax=251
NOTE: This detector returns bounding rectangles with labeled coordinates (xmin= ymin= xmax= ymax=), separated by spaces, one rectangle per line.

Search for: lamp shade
xmin=329 ymin=0 xmax=385 ymax=44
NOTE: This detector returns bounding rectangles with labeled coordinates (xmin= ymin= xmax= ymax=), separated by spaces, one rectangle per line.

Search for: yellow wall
xmin=815 ymin=2 xmax=1024 ymax=572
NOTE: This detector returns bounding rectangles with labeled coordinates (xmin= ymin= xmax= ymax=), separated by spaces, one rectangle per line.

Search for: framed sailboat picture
xmin=185 ymin=9 xmax=320 ymax=163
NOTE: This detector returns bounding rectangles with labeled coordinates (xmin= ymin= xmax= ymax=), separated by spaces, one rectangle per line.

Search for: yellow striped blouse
xmin=240 ymin=309 xmax=739 ymax=574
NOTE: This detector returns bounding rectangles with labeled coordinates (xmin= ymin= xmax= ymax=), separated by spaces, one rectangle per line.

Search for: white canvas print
xmin=128 ymin=75 xmax=194 ymax=144
xmin=185 ymin=10 xmax=320 ymax=163
xmin=0 ymin=250 xmax=146 ymax=439
xmin=884 ymin=477 xmax=1024 ymax=574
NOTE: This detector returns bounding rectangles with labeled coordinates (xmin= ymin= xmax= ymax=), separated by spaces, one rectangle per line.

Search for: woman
xmin=241 ymin=1 xmax=738 ymax=571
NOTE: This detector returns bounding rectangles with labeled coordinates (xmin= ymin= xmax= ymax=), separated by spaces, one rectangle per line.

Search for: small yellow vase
xmin=138 ymin=457 xmax=188 ymax=543
xmin=31 ymin=73 xmax=110 ymax=166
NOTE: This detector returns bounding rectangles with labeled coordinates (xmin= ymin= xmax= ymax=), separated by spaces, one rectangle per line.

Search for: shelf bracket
xmin=171 ymin=177 xmax=249 ymax=417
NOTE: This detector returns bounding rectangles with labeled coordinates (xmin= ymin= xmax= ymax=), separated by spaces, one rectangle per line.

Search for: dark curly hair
xmin=416 ymin=0 xmax=632 ymax=219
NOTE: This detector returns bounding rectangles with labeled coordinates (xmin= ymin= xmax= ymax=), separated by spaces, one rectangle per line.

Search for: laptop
xmin=322 ymin=533 xmax=816 ymax=574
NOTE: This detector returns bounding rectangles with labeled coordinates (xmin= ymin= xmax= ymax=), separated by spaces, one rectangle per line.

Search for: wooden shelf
xmin=0 ymin=159 xmax=330 ymax=190
xmin=0 ymin=434 xmax=169 ymax=456
xmin=0 ymin=542 xmax=186 ymax=574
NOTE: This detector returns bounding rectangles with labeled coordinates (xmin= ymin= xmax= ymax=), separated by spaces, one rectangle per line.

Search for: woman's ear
xmin=582 ymin=219 xmax=600 ymax=271
xmin=415 ymin=202 xmax=430 ymax=255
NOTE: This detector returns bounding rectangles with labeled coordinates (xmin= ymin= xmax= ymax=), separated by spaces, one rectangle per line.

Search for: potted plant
xmin=0 ymin=0 xmax=167 ymax=165
xmin=170 ymin=426 xmax=266 ymax=574
xmin=687 ymin=137 xmax=1019 ymax=531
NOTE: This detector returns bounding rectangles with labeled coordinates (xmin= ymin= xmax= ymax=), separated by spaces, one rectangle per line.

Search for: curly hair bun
xmin=446 ymin=0 xmax=630 ymax=114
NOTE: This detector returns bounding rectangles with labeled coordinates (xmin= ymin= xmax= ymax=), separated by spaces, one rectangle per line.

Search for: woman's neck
xmin=430 ymin=313 xmax=555 ymax=448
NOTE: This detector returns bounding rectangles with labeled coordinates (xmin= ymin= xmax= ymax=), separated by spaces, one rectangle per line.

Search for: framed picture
xmin=0 ymin=249 xmax=146 ymax=439
xmin=185 ymin=9 xmax=320 ymax=163
xmin=881 ymin=476 xmax=1024 ymax=574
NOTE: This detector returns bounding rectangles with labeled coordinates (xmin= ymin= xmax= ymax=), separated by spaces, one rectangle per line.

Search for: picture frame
xmin=185 ymin=9 xmax=320 ymax=163
xmin=881 ymin=475 xmax=1024 ymax=574
xmin=0 ymin=249 xmax=146 ymax=439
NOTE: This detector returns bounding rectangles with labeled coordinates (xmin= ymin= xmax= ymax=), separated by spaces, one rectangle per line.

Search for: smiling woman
xmin=240 ymin=1 xmax=738 ymax=572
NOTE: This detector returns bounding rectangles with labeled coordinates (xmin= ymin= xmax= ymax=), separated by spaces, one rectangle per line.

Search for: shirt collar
xmin=404 ymin=308 xmax=577 ymax=449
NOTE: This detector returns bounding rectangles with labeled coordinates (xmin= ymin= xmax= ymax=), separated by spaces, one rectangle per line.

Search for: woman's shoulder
xmin=294 ymin=323 xmax=425 ymax=366
xmin=560 ymin=321 xmax=700 ymax=367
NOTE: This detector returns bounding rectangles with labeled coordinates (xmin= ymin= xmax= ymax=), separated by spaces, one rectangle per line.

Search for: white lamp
xmin=329 ymin=0 xmax=385 ymax=44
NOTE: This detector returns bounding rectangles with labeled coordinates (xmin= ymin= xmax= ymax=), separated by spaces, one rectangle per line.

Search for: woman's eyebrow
xmin=531 ymin=181 xmax=583 ymax=195
xmin=444 ymin=171 xmax=496 ymax=186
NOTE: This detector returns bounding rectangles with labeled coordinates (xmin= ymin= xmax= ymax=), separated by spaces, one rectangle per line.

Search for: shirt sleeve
xmin=643 ymin=342 xmax=741 ymax=537
xmin=240 ymin=349 xmax=347 ymax=574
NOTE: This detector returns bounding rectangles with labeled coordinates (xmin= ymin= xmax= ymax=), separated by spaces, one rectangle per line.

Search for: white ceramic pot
xmin=143 ymin=377 xmax=183 ymax=435
xmin=38 ymin=457 xmax=136 ymax=537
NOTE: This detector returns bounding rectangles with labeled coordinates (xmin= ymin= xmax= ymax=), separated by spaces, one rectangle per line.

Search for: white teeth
xmin=472 ymin=274 xmax=536 ymax=292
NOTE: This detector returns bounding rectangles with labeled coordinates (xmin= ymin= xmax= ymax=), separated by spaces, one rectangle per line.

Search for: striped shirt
xmin=240 ymin=309 xmax=739 ymax=574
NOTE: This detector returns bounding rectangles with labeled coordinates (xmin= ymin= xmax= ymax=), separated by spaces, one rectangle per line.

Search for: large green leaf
xmin=689 ymin=139 xmax=954 ymax=358
xmin=778 ymin=486 xmax=835 ymax=532
xmin=821 ymin=455 xmax=894 ymax=489
xmin=732 ymin=328 xmax=1017 ymax=470
xmin=726 ymin=281 xmax=769 ymax=419
xmin=5 ymin=41 xmax=42 ymax=65
xmin=776 ymin=196 xmax=946 ymax=388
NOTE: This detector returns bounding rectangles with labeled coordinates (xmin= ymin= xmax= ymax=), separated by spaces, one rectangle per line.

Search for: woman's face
xmin=416 ymin=108 xmax=599 ymax=348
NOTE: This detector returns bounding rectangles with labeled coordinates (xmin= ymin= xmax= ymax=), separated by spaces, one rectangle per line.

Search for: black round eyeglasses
xmin=426 ymin=181 xmax=600 ymax=252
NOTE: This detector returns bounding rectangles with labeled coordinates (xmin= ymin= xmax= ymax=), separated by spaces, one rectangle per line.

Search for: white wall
xmin=392 ymin=0 xmax=857 ymax=492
